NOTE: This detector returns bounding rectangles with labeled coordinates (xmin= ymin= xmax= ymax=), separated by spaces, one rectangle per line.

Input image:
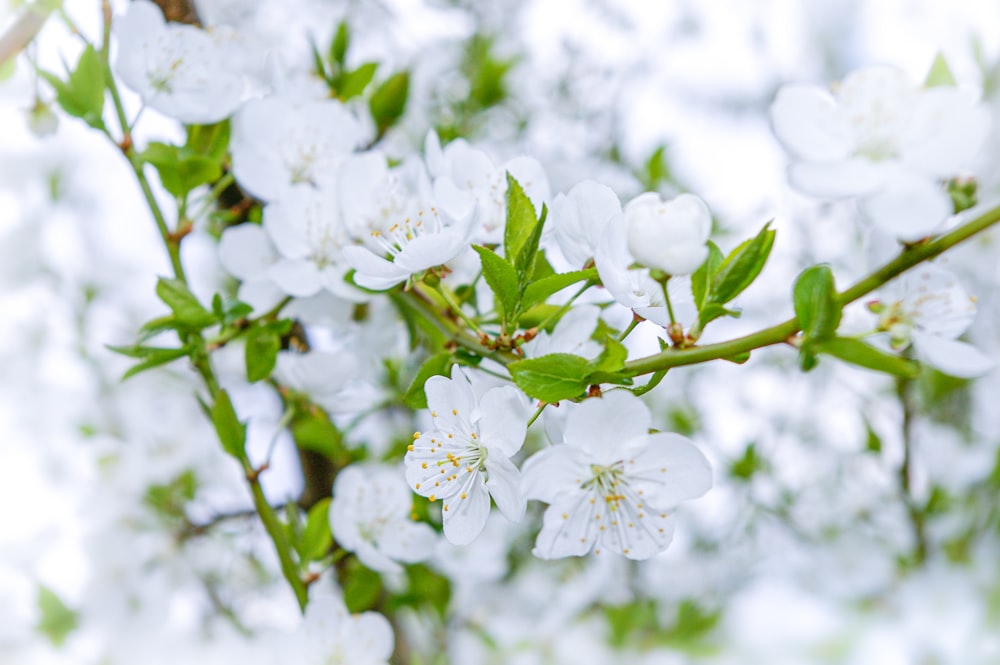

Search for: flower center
xmin=582 ymin=461 xmax=628 ymax=510
xmin=369 ymin=207 xmax=444 ymax=258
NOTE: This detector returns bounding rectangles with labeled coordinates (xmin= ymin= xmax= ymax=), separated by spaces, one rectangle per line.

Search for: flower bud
xmin=625 ymin=192 xmax=711 ymax=275
xmin=27 ymin=99 xmax=58 ymax=138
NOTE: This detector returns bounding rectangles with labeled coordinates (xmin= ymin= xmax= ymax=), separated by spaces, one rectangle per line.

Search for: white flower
xmin=289 ymin=595 xmax=393 ymax=665
xmin=594 ymin=213 xmax=671 ymax=327
xmin=771 ymin=65 xmax=990 ymax=241
xmin=329 ymin=464 xmax=437 ymax=575
xmin=275 ymin=350 xmax=367 ymax=415
xmin=425 ymin=132 xmax=550 ymax=244
xmin=522 ymin=391 xmax=712 ymax=560
xmin=405 ymin=366 xmax=529 ymax=545
xmin=114 ymin=0 xmax=244 ymax=124
xmin=262 ymin=184 xmax=362 ymax=300
xmin=625 ymin=193 xmax=711 ymax=275
xmin=876 ymin=263 xmax=993 ymax=378
xmin=338 ymin=151 xmax=432 ymax=249
xmin=218 ymin=222 xmax=285 ymax=312
xmin=549 ymin=180 xmax=622 ymax=269
xmin=230 ymin=97 xmax=366 ymax=202
xmin=342 ymin=204 xmax=474 ymax=291
xmin=522 ymin=304 xmax=602 ymax=359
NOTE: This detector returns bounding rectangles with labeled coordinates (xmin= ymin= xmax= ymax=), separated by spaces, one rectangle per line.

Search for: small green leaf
xmin=793 ymin=265 xmax=841 ymax=341
xmin=369 ymin=71 xmax=409 ymax=134
xmin=211 ymin=389 xmax=247 ymax=461
xmin=330 ymin=20 xmax=350 ymax=66
xmin=815 ymin=336 xmax=920 ymax=378
xmin=709 ymin=222 xmax=775 ymax=305
xmin=289 ymin=408 xmax=345 ymax=462
xmin=36 ymin=586 xmax=78 ymax=647
xmin=697 ymin=302 xmax=742 ymax=329
xmin=691 ymin=241 xmax=723 ymax=310
xmin=589 ymin=336 xmax=628 ymax=375
xmin=473 ymin=245 xmax=519 ymax=324
xmin=403 ymin=353 xmax=453 ymax=409
xmin=155 ymin=277 xmax=216 ymax=330
xmin=925 ymin=52 xmax=957 ymax=88
xmin=142 ymin=142 xmax=222 ymax=199
xmin=244 ymin=324 xmax=281 ymax=383
xmin=185 ymin=121 xmax=231 ymax=163
xmin=339 ymin=62 xmax=379 ymax=100
xmin=503 ymin=174 xmax=539 ymax=274
xmin=392 ymin=564 xmax=452 ymax=618
xmin=39 ymin=45 xmax=105 ymax=129
xmin=299 ymin=497 xmax=332 ymax=562
xmin=521 ymin=268 xmax=597 ymax=311
xmin=120 ymin=347 xmax=190 ymax=380
xmin=508 ymin=353 xmax=591 ymax=402
xmin=730 ymin=443 xmax=764 ymax=480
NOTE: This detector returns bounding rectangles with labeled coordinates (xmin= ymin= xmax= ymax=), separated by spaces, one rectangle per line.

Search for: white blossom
xmin=548 ymin=180 xmax=621 ymax=269
xmin=625 ymin=192 xmax=711 ymax=275
xmin=114 ymin=0 xmax=245 ymax=124
xmin=771 ymin=65 xmax=990 ymax=241
xmin=288 ymin=595 xmax=394 ymax=665
xmin=522 ymin=391 xmax=712 ymax=560
xmin=876 ymin=263 xmax=993 ymax=378
xmin=522 ymin=304 xmax=602 ymax=359
xmin=329 ymin=464 xmax=437 ymax=574
xmin=405 ymin=366 xmax=529 ymax=545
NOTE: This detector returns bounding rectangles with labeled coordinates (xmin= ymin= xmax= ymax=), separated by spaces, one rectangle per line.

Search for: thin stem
xmin=434 ymin=282 xmax=486 ymax=337
xmin=617 ymin=316 xmax=641 ymax=342
xmin=534 ymin=280 xmax=595 ymax=332
xmin=623 ymin=202 xmax=1000 ymax=378
xmin=526 ymin=403 xmax=547 ymax=428
xmin=896 ymin=376 xmax=928 ymax=565
xmin=660 ymin=278 xmax=677 ymax=326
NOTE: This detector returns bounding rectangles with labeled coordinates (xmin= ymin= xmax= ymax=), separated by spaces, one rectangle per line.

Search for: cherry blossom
xmin=771 ymin=65 xmax=990 ymax=241
xmin=625 ymin=193 xmax=711 ymax=275
xmin=548 ymin=180 xmax=621 ymax=269
xmin=288 ymin=595 xmax=394 ymax=665
xmin=405 ymin=366 xmax=529 ymax=545
xmin=114 ymin=0 xmax=245 ymax=124
xmin=522 ymin=391 xmax=712 ymax=560
xmin=875 ymin=263 xmax=993 ymax=378
xmin=329 ymin=464 xmax=437 ymax=574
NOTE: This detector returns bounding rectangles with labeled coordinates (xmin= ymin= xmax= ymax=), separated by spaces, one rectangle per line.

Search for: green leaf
xmin=508 ymin=353 xmax=592 ymax=402
xmin=369 ymin=71 xmax=410 ymax=134
xmin=925 ymin=52 xmax=957 ymax=88
xmin=36 ymin=586 xmax=78 ymax=647
xmin=730 ymin=443 xmax=764 ymax=480
xmin=299 ymin=498 xmax=332 ymax=562
xmin=472 ymin=245 xmax=520 ymax=324
xmin=142 ymin=142 xmax=223 ymax=199
xmin=503 ymin=174 xmax=536 ymax=270
xmin=589 ymin=336 xmax=628 ymax=375
xmin=697 ymin=302 xmax=741 ymax=330
xmin=392 ymin=564 xmax=451 ymax=618
xmin=339 ymin=62 xmax=378 ymax=100
xmin=290 ymin=408 xmax=346 ymax=463
xmin=815 ymin=336 xmax=920 ymax=378
xmin=642 ymin=144 xmax=672 ymax=190
xmin=39 ymin=45 xmax=105 ymax=129
xmin=709 ymin=222 xmax=775 ymax=305
xmin=120 ymin=347 xmax=190 ymax=380
xmin=244 ymin=324 xmax=281 ymax=383
xmin=403 ymin=353 xmax=453 ymax=409
xmin=308 ymin=35 xmax=329 ymax=83
xmin=211 ymin=389 xmax=247 ymax=461
xmin=155 ymin=277 xmax=216 ymax=330
xmin=793 ymin=265 xmax=841 ymax=341
xmin=343 ymin=561 xmax=383 ymax=612
xmin=330 ymin=20 xmax=350 ymax=66
xmin=691 ymin=241 xmax=723 ymax=310
xmin=521 ymin=268 xmax=597 ymax=311
xmin=185 ymin=121 xmax=231 ymax=163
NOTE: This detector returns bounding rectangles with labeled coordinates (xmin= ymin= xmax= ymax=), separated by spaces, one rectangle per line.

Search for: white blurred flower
xmin=548 ymin=180 xmax=621 ymax=269
xmin=625 ymin=192 xmax=711 ymax=275
xmin=522 ymin=391 xmax=712 ymax=560
xmin=289 ymin=595 xmax=393 ymax=665
xmin=230 ymin=97 xmax=366 ymax=202
xmin=771 ymin=65 xmax=989 ymax=241
xmin=425 ymin=132 xmax=550 ymax=244
xmin=594 ymin=209 xmax=671 ymax=326
xmin=405 ymin=366 xmax=529 ymax=545
xmin=330 ymin=464 xmax=437 ymax=575
xmin=274 ymin=350 xmax=367 ymax=415
xmin=114 ymin=0 xmax=245 ymax=124
xmin=218 ymin=222 xmax=284 ymax=311
xmin=337 ymin=151 xmax=432 ymax=248
xmin=876 ymin=263 xmax=993 ymax=378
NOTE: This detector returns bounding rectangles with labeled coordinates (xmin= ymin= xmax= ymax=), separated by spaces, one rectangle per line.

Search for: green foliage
xmin=948 ymin=177 xmax=978 ymax=214
xmin=211 ymin=294 xmax=253 ymax=327
xmin=693 ymin=223 xmax=775 ymax=331
xmin=390 ymin=564 xmax=452 ymax=618
xmin=330 ymin=20 xmax=350 ymax=66
xmin=340 ymin=62 xmax=379 ymax=100
xmin=369 ymin=71 xmax=410 ymax=134
xmin=473 ymin=245 xmax=520 ymax=326
xmin=36 ymin=586 xmax=78 ymax=648
xmin=211 ymin=389 xmax=248 ymax=462
xmin=924 ymin=52 xmax=957 ymax=88
xmin=793 ymin=264 xmax=841 ymax=370
xmin=144 ymin=469 xmax=198 ymax=520
xmin=403 ymin=352 xmax=454 ymax=409
xmin=604 ymin=598 xmax=721 ymax=653
xmin=297 ymin=498 xmax=333 ymax=563
xmin=106 ymin=343 xmax=190 ymax=380
xmin=244 ymin=321 xmax=288 ymax=383
xmin=509 ymin=353 xmax=593 ymax=402
xmin=730 ymin=443 xmax=764 ymax=481
xmin=521 ymin=269 xmax=597 ymax=312
xmin=38 ymin=45 xmax=105 ymax=130
xmin=343 ymin=560 xmax=383 ymax=612
xmin=815 ymin=336 xmax=920 ymax=378
xmin=141 ymin=121 xmax=230 ymax=199
xmin=155 ymin=277 xmax=216 ymax=330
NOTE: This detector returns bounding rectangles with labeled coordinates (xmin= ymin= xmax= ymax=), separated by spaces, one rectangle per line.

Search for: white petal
xmin=597 ymin=502 xmax=676 ymax=560
xmin=347 ymin=612 xmax=395 ymax=662
xmin=378 ymin=521 xmax=437 ymax=564
xmin=912 ymin=332 xmax=994 ymax=379
xmin=551 ymin=180 xmax=621 ymax=267
xmin=564 ymin=391 xmax=651 ymax=463
xmin=532 ymin=490 xmax=599 ymax=559
xmin=860 ymin=172 xmax=950 ymax=241
xmin=441 ymin=479 xmax=490 ymax=546
xmin=787 ymin=158 xmax=888 ymax=198
xmin=900 ymin=263 xmax=976 ymax=338
xmin=521 ymin=445 xmax=590 ymax=504
xmin=423 ymin=367 xmax=476 ymax=433
xmin=342 ymin=245 xmax=408 ymax=291
xmin=484 ymin=455 xmax=525 ymax=522
xmin=269 ymin=259 xmax=322 ymax=297
xmin=477 ymin=386 xmax=528 ymax=456
xmin=353 ymin=541 xmax=403 ymax=575
xmin=626 ymin=433 xmax=713 ymax=506
xmin=770 ymin=84 xmax=851 ymax=162
xmin=902 ymin=88 xmax=990 ymax=176
xmin=218 ymin=224 xmax=276 ymax=280
xmin=394 ymin=231 xmax=468 ymax=273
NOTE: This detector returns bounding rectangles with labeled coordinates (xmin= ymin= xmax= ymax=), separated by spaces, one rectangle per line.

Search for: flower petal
xmin=378 ymin=521 xmax=437 ymax=564
xmin=477 ymin=385 xmax=528 ymax=456
xmin=859 ymin=171 xmax=950 ymax=241
xmin=442 ymin=479 xmax=490 ymax=546
xmin=770 ymin=84 xmax=851 ymax=162
xmin=218 ymin=223 xmax=276 ymax=280
xmin=269 ymin=258 xmax=322 ymax=297
xmin=342 ymin=245 xmax=408 ymax=291
xmin=912 ymin=332 xmax=994 ymax=379
xmin=625 ymin=433 xmax=713 ymax=506
xmin=532 ymin=490 xmax=599 ymax=559
xmin=521 ymin=445 xmax=591 ymax=504
xmin=787 ymin=158 xmax=888 ymax=198
xmin=564 ymin=391 xmax=651 ymax=463
xmin=484 ymin=455 xmax=525 ymax=522
xmin=423 ymin=366 xmax=476 ymax=434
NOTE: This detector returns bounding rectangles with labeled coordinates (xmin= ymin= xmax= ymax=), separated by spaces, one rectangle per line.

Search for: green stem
xmin=534 ymin=280 xmax=595 ymax=332
xmin=617 ymin=316 xmax=641 ymax=342
xmin=660 ymin=278 xmax=677 ymax=326
xmin=623 ymin=202 xmax=1000 ymax=377
xmin=526 ymin=403 xmax=547 ymax=428
xmin=434 ymin=282 xmax=486 ymax=337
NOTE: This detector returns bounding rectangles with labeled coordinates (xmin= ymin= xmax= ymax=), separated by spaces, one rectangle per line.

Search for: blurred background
xmin=2 ymin=0 xmax=1000 ymax=663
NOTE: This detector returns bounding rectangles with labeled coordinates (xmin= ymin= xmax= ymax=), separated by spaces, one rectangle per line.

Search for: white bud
xmin=625 ymin=192 xmax=711 ymax=275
